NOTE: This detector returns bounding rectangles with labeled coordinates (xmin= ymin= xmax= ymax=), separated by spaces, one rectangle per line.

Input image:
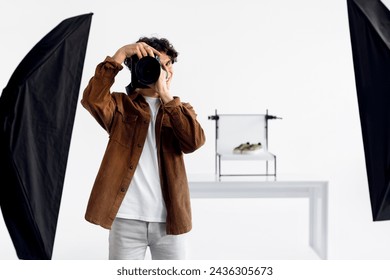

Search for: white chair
xmin=208 ymin=110 xmax=280 ymax=179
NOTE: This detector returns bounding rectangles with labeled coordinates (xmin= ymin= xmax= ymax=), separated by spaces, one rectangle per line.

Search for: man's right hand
xmin=112 ymin=42 xmax=162 ymax=65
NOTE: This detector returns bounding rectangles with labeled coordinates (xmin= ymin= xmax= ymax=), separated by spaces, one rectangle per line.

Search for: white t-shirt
xmin=116 ymin=96 xmax=167 ymax=222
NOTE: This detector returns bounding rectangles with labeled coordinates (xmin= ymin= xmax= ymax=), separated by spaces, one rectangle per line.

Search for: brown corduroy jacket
xmin=81 ymin=57 xmax=205 ymax=234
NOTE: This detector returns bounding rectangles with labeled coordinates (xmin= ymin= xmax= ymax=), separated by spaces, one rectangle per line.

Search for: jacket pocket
xmin=110 ymin=112 xmax=138 ymax=148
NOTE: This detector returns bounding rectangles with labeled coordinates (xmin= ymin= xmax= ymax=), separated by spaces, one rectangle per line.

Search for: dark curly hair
xmin=124 ymin=37 xmax=178 ymax=70
xmin=137 ymin=37 xmax=178 ymax=63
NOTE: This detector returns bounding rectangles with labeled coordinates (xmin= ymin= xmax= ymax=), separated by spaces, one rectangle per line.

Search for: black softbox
xmin=347 ymin=0 xmax=390 ymax=220
xmin=0 ymin=13 xmax=92 ymax=259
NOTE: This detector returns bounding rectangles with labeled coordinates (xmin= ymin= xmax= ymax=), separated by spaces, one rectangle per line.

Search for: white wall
xmin=1 ymin=0 xmax=390 ymax=259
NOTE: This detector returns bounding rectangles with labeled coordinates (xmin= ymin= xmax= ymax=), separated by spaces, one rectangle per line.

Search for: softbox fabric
xmin=0 ymin=13 xmax=92 ymax=259
xmin=347 ymin=0 xmax=390 ymax=221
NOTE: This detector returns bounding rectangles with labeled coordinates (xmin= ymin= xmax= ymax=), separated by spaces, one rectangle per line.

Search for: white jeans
xmin=109 ymin=218 xmax=187 ymax=260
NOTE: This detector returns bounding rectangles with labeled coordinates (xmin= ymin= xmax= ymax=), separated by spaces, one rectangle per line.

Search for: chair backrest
xmin=216 ymin=114 xmax=268 ymax=155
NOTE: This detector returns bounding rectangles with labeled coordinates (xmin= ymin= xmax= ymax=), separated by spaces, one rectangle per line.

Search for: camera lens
xmin=135 ymin=56 xmax=161 ymax=85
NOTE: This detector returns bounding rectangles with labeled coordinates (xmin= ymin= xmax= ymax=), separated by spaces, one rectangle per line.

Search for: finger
xmin=164 ymin=67 xmax=173 ymax=81
xmin=157 ymin=66 xmax=168 ymax=80
xmin=137 ymin=44 xmax=148 ymax=57
xmin=152 ymin=48 xmax=162 ymax=57
xmin=138 ymin=42 xmax=155 ymax=57
xmin=161 ymin=63 xmax=168 ymax=72
xmin=134 ymin=48 xmax=143 ymax=59
xmin=161 ymin=64 xmax=171 ymax=80
xmin=166 ymin=72 xmax=172 ymax=83
xmin=146 ymin=46 xmax=156 ymax=57
xmin=147 ymin=47 xmax=161 ymax=57
xmin=141 ymin=42 xmax=162 ymax=57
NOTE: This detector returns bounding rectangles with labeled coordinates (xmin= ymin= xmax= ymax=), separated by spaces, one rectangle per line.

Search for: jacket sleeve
xmin=163 ymin=97 xmax=206 ymax=153
xmin=81 ymin=56 xmax=123 ymax=133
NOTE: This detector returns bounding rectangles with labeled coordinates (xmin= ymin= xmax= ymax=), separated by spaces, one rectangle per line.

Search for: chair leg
xmin=218 ymin=155 xmax=222 ymax=180
xmin=274 ymin=156 xmax=277 ymax=181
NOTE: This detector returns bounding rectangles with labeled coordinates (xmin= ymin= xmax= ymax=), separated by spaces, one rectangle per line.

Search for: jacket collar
xmin=127 ymin=90 xmax=143 ymax=101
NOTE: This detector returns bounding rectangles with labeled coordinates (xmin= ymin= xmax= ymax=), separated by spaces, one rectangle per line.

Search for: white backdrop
xmin=1 ymin=0 xmax=390 ymax=259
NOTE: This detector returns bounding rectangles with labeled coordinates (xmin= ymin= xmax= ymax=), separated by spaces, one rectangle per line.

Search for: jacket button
xmin=130 ymin=165 xmax=134 ymax=169
xmin=137 ymin=144 xmax=142 ymax=148
xmin=121 ymin=188 xmax=126 ymax=192
xmin=144 ymin=120 xmax=148 ymax=124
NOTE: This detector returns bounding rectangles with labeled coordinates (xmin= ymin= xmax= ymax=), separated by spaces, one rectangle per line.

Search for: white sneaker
xmin=233 ymin=142 xmax=250 ymax=154
xmin=241 ymin=142 xmax=262 ymax=154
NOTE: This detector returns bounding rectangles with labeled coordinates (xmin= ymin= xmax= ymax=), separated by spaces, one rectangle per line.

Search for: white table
xmin=188 ymin=176 xmax=328 ymax=259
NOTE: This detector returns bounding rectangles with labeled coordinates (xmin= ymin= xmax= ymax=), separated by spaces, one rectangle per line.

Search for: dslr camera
xmin=127 ymin=55 xmax=161 ymax=86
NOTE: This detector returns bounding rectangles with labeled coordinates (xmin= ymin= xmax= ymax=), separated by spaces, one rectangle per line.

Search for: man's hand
xmin=151 ymin=66 xmax=174 ymax=104
xmin=112 ymin=42 xmax=161 ymax=65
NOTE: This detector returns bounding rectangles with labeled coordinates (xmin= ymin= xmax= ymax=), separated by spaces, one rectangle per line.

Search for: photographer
xmin=81 ymin=37 xmax=205 ymax=260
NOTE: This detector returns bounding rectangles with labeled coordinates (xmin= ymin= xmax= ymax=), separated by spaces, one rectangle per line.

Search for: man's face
xmin=159 ymin=52 xmax=173 ymax=82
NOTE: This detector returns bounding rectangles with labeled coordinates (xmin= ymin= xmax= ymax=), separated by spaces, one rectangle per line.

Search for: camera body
xmin=131 ymin=55 xmax=161 ymax=85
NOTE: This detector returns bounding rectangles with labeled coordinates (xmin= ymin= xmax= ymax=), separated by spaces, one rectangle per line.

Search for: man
xmin=81 ymin=37 xmax=205 ymax=260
